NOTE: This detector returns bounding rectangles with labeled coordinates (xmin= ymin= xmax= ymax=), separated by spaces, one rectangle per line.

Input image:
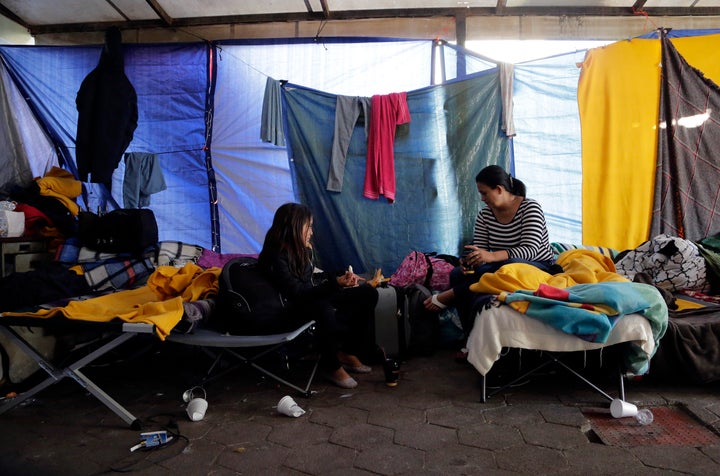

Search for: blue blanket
xmin=500 ymin=281 xmax=669 ymax=374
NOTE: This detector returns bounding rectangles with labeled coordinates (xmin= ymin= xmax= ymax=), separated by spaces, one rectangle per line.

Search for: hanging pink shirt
xmin=363 ymin=92 xmax=411 ymax=203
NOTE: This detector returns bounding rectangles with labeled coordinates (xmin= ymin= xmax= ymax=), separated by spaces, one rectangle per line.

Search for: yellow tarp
xmin=578 ymin=33 xmax=720 ymax=250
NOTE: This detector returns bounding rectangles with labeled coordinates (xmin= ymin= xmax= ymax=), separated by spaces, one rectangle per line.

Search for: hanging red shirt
xmin=363 ymin=92 xmax=411 ymax=203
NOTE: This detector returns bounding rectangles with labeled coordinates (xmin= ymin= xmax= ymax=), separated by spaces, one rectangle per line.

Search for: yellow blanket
xmin=35 ymin=166 xmax=82 ymax=216
xmin=470 ymin=249 xmax=629 ymax=296
xmin=3 ymin=263 xmax=221 ymax=340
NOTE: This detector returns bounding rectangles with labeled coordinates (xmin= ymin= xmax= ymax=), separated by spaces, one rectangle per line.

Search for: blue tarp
xmin=10 ymin=34 xmax=704 ymax=267
xmin=0 ymin=43 xmax=212 ymax=247
xmin=282 ymin=71 xmax=510 ymax=273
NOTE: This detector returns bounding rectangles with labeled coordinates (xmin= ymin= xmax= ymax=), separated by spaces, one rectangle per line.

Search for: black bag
xmin=78 ymin=208 xmax=158 ymax=254
xmin=399 ymin=283 xmax=440 ymax=357
xmin=212 ymin=257 xmax=290 ymax=335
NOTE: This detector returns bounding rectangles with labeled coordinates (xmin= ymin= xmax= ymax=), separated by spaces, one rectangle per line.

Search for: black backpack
xmin=400 ymin=283 xmax=440 ymax=356
xmin=212 ymin=257 xmax=289 ymax=335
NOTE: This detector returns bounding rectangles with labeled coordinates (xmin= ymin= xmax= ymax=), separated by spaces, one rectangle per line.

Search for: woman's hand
xmin=464 ymin=246 xmax=509 ymax=267
xmin=463 ymin=245 xmax=511 ymax=267
xmin=462 ymin=245 xmax=484 ymax=267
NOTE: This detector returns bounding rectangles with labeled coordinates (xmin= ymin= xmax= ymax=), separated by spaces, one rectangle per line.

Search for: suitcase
xmin=373 ymin=285 xmax=409 ymax=359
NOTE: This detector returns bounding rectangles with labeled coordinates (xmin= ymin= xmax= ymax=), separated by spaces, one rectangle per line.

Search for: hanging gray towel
xmin=260 ymin=77 xmax=286 ymax=146
xmin=123 ymin=152 xmax=167 ymax=208
xmin=326 ymin=95 xmax=371 ymax=192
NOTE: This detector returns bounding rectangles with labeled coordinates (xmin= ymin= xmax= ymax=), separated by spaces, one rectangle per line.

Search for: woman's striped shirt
xmin=473 ymin=198 xmax=555 ymax=262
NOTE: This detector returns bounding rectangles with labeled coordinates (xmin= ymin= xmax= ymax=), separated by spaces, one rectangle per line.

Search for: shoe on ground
xmin=343 ymin=364 xmax=372 ymax=374
xmin=324 ymin=372 xmax=358 ymax=389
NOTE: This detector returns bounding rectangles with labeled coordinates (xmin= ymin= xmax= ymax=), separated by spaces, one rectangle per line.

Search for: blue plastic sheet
xmin=282 ymin=71 xmax=510 ymax=274
xmin=0 ymin=43 xmax=212 ymax=247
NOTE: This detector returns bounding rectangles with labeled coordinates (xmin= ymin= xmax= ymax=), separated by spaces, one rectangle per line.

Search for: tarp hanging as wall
xmin=2 ymin=37 xmax=588 ymax=258
xmin=0 ymin=43 xmax=212 ymax=247
xmin=282 ymin=70 xmax=510 ymax=274
xmin=0 ymin=62 xmax=58 ymax=197
xmin=513 ymin=51 xmax=589 ymax=245
xmin=211 ymin=39 xmax=437 ymax=254
xmin=578 ymin=31 xmax=720 ymax=250
xmin=651 ymin=34 xmax=720 ymax=240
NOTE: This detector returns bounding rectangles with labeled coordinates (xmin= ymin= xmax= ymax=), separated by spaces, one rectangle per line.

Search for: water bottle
xmin=635 ymin=408 xmax=654 ymax=425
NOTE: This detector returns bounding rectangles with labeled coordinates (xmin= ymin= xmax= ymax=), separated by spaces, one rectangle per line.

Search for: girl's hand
xmin=337 ymin=271 xmax=359 ymax=287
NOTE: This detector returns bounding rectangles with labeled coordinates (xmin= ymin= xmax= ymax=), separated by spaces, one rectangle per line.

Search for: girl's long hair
xmin=259 ymin=202 xmax=313 ymax=277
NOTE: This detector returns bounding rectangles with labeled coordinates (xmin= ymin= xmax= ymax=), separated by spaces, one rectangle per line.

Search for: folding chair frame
xmin=166 ymin=320 xmax=319 ymax=398
xmin=0 ymin=317 xmax=318 ymax=428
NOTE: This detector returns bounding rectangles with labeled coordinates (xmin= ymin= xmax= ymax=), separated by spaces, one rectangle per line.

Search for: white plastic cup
xmin=610 ymin=399 xmax=638 ymax=418
xmin=183 ymin=386 xmax=206 ymax=403
xmin=277 ymin=395 xmax=305 ymax=417
xmin=186 ymin=397 xmax=208 ymax=421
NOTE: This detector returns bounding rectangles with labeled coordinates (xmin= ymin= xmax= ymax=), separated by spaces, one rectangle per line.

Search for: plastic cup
xmin=277 ymin=395 xmax=305 ymax=417
xmin=186 ymin=397 xmax=208 ymax=421
xmin=610 ymin=399 xmax=638 ymax=418
xmin=183 ymin=386 xmax=205 ymax=403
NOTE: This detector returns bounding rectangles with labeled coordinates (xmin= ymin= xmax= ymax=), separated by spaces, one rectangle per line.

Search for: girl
xmin=258 ymin=203 xmax=378 ymax=389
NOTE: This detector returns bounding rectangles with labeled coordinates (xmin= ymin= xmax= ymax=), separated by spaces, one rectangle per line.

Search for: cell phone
xmin=460 ymin=248 xmax=474 ymax=272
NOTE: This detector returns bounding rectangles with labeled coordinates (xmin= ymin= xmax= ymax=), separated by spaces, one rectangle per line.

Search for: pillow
xmin=551 ymin=242 xmax=619 ymax=260
xmin=614 ymin=234 xmax=709 ymax=292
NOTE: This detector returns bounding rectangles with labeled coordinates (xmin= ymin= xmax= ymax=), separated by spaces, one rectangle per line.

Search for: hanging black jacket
xmin=75 ymin=27 xmax=138 ymax=185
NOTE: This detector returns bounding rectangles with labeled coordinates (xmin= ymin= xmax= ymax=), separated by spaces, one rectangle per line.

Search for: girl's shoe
xmin=325 ymin=373 xmax=358 ymax=389
xmin=343 ymin=363 xmax=372 ymax=374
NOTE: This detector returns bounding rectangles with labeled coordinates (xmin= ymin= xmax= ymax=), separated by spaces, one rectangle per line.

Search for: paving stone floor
xmin=1 ymin=337 xmax=720 ymax=475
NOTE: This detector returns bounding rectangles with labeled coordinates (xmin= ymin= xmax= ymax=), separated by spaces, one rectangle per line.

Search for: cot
xmin=467 ymin=302 xmax=657 ymax=403
xmin=0 ymin=315 xmax=317 ymax=429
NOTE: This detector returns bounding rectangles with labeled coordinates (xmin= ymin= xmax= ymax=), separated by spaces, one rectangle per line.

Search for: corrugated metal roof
xmin=1 ymin=1 xmax=719 ymax=36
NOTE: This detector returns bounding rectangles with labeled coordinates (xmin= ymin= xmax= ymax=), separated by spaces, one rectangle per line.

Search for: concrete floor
xmin=1 ymin=337 xmax=720 ymax=476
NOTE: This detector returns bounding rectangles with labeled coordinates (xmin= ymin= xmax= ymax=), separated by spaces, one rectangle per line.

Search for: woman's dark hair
xmin=258 ymin=202 xmax=313 ymax=277
xmin=475 ymin=165 xmax=526 ymax=198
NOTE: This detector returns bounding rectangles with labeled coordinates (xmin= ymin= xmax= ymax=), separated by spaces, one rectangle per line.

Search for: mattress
xmin=466 ymin=300 xmax=656 ymax=377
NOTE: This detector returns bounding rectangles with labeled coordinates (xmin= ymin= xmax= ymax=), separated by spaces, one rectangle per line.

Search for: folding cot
xmin=463 ymin=249 xmax=667 ymax=404
xmin=0 ymin=315 xmax=317 ymax=429
xmin=467 ymin=302 xmax=657 ymax=403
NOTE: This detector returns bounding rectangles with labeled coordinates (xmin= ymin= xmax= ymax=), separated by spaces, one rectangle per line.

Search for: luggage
xmin=373 ymin=285 xmax=409 ymax=359
xmin=400 ymin=283 xmax=440 ymax=356
xmin=374 ymin=283 xmax=440 ymax=359
xmin=78 ymin=208 xmax=158 ymax=254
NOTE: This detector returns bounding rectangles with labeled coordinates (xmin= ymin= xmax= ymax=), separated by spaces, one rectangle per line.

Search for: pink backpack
xmin=389 ymin=251 xmax=458 ymax=291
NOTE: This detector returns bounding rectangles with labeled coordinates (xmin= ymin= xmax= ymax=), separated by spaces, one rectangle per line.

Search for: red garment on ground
xmin=363 ymin=92 xmax=411 ymax=203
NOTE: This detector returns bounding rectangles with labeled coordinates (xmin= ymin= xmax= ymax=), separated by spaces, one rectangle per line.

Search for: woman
xmin=258 ymin=203 xmax=378 ymax=389
xmin=424 ymin=165 xmax=555 ymax=333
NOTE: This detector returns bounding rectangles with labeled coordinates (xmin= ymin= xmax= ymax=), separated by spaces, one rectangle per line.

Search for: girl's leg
xmin=332 ymin=285 xmax=378 ymax=364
